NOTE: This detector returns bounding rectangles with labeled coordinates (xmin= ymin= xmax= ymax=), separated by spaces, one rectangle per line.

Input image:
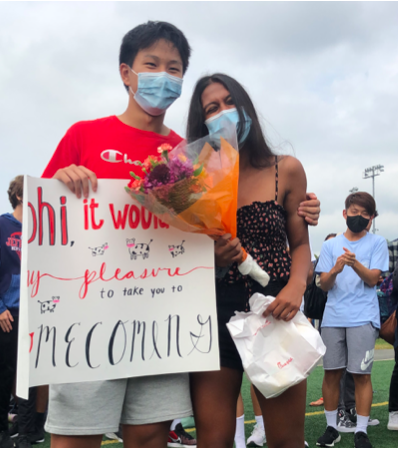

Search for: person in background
xmin=168 ymin=419 xmax=197 ymax=448
xmin=315 ymin=192 xmax=389 ymax=448
xmin=309 ymin=233 xmax=336 ymax=408
xmin=0 ymin=176 xmax=46 ymax=449
xmin=246 ymin=385 xmax=266 ymax=448
xmin=234 ymin=392 xmax=246 ymax=448
xmin=234 ymin=386 xmax=266 ymax=448
xmin=387 ymin=238 xmax=398 ymax=431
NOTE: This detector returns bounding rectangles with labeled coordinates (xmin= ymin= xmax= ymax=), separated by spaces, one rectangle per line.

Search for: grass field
xmin=375 ymin=338 xmax=393 ymax=350
xmin=33 ymin=357 xmax=398 ymax=448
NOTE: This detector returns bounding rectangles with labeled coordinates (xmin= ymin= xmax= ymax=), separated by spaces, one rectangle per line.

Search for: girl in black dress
xmin=187 ymin=74 xmax=317 ymax=448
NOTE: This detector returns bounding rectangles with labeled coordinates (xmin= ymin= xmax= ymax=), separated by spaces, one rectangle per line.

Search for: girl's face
xmin=201 ymin=82 xmax=235 ymax=120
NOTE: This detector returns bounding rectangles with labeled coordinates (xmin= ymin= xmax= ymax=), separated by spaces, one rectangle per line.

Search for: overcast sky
xmin=1 ymin=1 xmax=397 ymax=254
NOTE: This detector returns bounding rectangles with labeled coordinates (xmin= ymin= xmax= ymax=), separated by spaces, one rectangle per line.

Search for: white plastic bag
xmin=226 ymin=293 xmax=326 ymax=398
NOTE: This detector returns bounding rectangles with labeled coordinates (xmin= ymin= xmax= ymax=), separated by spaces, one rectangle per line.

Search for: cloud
xmin=0 ymin=1 xmax=397 ymax=253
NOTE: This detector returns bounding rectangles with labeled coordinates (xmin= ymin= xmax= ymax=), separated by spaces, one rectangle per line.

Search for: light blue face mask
xmin=204 ymin=107 xmax=252 ymax=145
xmin=130 ymin=69 xmax=183 ymax=116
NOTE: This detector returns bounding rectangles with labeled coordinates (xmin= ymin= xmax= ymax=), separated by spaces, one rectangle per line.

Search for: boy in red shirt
xmin=42 ymin=21 xmax=321 ymax=448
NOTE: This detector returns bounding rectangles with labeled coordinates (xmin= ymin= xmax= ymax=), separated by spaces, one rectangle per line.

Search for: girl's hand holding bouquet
xmin=126 ymin=124 xmax=270 ymax=287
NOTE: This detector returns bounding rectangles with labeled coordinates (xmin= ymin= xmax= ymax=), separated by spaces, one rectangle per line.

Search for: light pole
xmin=363 ymin=164 xmax=384 ymax=234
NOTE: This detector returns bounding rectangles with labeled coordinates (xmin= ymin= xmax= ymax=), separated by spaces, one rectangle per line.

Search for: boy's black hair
xmin=186 ymin=73 xmax=275 ymax=169
xmin=325 ymin=233 xmax=337 ymax=241
xmin=8 ymin=175 xmax=23 ymax=209
xmin=345 ymin=191 xmax=378 ymax=218
xmin=119 ymin=21 xmax=191 ymax=90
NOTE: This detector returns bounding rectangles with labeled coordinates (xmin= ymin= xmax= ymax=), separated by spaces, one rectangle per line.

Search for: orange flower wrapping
xmin=126 ymin=133 xmax=267 ymax=284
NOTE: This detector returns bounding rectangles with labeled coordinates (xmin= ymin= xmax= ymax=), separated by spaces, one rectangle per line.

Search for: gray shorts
xmin=45 ymin=373 xmax=192 ymax=435
xmin=321 ymin=324 xmax=379 ymax=374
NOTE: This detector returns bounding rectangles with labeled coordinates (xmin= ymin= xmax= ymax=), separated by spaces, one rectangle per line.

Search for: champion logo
xmin=100 ymin=149 xmax=140 ymax=165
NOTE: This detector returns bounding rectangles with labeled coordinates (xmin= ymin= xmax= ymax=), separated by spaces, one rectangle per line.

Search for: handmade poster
xmin=17 ymin=177 xmax=218 ymax=399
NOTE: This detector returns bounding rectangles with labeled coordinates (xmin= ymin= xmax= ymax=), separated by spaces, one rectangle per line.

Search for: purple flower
xmin=168 ymin=158 xmax=194 ymax=182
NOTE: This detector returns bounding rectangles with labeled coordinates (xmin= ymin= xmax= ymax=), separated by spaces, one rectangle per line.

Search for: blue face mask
xmin=130 ymin=69 xmax=183 ymax=116
xmin=204 ymin=107 xmax=252 ymax=145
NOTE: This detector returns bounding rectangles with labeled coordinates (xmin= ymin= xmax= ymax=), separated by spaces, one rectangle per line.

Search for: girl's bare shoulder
xmin=277 ymin=155 xmax=305 ymax=177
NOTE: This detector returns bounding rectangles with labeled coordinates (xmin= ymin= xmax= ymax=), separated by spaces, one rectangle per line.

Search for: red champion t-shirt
xmin=42 ymin=115 xmax=184 ymax=179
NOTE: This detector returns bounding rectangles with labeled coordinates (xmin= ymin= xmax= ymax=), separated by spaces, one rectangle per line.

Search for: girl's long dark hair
xmin=186 ymin=73 xmax=275 ymax=168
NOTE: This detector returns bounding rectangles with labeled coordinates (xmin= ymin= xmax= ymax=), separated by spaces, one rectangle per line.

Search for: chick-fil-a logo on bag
xmin=277 ymin=357 xmax=293 ymax=369
xmin=253 ymin=320 xmax=271 ymax=336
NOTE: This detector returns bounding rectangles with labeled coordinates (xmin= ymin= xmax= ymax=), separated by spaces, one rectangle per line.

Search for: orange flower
xmin=129 ymin=178 xmax=143 ymax=191
xmin=157 ymin=143 xmax=173 ymax=154
xmin=142 ymin=156 xmax=156 ymax=171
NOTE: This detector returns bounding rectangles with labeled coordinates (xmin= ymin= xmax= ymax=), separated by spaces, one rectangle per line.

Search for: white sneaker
xmin=368 ymin=417 xmax=380 ymax=426
xmin=247 ymin=424 xmax=266 ymax=447
xmin=387 ymin=411 xmax=398 ymax=430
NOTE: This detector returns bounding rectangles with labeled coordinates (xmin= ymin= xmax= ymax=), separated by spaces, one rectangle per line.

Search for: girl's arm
xmin=263 ymin=156 xmax=311 ymax=321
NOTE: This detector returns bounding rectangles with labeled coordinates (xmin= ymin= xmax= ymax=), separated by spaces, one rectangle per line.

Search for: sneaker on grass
xmin=336 ymin=409 xmax=356 ymax=433
xmin=15 ymin=435 xmax=32 ymax=448
xmin=0 ymin=430 xmax=13 ymax=448
xmin=354 ymin=431 xmax=372 ymax=448
xmin=316 ymin=426 xmax=341 ymax=447
xmin=168 ymin=423 xmax=197 ymax=448
xmin=387 ymin=411 xmax=398 ymax=430
xmin=29 ymin=427 xmax=45 ymax=444
xmin=104 ymin=428 xmax=123 ymax=443
xmin=9 ymin=420 xmax=18 ymax=439
xmin=247 ymin=423 xmax=266 ymax=447
xmin=367 ymin=418 xmax=379 ymax=426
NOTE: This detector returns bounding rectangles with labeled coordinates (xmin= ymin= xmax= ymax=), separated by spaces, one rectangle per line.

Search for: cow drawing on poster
xmin=88 ymin=242 xmax=108 ymax=256
xmin=126 ymin=238 xmax=153 ymax=260
xmin=38 ymin=297 xmax=60 ymax=314
xmin=169 ymin=240 xmax=185 ymax=258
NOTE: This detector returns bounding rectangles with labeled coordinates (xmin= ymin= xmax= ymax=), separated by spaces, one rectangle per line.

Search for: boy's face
xmin=120 ymin=39 xmax=183 ymax=93
xmin=343 ymin=204 xmax=372 ymax=221
xmin=343 ymin=203 xmax=374 ymax=233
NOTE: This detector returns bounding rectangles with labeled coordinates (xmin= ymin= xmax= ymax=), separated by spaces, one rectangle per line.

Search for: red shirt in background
xmin=42 ymin=115 xmax=184 ymax=179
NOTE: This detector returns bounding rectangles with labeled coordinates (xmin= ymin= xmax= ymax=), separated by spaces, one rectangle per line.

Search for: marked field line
xmin=100 ymin=401 xmax=391 ymax=441
xmin=101 ymin=357 xmax=393 ymax=443
xmin=183 ymin=401 xmax=390 ymax=430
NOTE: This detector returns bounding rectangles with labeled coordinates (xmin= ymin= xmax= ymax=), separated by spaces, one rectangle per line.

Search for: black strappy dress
xmin=216 ymin=158 xmax=292 ymax=371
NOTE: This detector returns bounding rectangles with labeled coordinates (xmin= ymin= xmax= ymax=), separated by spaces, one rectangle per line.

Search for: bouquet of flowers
xmin=126 ymin=126 xmax=270 ymax=287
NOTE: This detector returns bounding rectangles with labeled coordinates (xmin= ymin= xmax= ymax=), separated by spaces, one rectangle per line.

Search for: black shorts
xmin=216 ymin=279 xmax=288 ymax=372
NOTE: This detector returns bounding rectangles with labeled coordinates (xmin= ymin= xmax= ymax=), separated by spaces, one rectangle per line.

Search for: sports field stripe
xmin=100 ymin=400 xmax=390 ymax=441
xmin=180 ymin=401 xmax=390 ymax=430
xmin=100 ymin=358 xmax=393 ymax=443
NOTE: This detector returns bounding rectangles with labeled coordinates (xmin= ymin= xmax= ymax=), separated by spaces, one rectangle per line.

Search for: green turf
xmin=30 ymin=359 xmax=397 ymax=448
xmin=375 ymin=338 xmax=393 ymax=350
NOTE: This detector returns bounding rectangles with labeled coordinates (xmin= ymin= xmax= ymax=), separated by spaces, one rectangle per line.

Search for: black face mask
xmin=346 ymin=215 xmax=370 ymax=233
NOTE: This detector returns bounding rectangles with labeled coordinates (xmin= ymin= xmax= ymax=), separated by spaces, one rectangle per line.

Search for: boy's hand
xmin=332 ymin=255 xmax=346 ymax=274
xmin=342 ymin=247 xmax=356 ymax=267
xmin=297 ymin=192 xmax=321 ymax=226
xmin=53 ymin=165 xmax=98 ymax=199
xmin=0 ymin=309 xmax=14 ymax=333
xmin=214 ymin=234 xmax=243 ymax=267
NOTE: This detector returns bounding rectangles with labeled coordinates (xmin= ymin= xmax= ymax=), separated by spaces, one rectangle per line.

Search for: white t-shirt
xmin=316 ymin=232 xmax=389 ymax=328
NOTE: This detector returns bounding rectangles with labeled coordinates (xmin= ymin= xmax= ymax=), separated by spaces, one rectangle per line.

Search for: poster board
xmin=17 ymin=177 xmax=219 ymax=398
